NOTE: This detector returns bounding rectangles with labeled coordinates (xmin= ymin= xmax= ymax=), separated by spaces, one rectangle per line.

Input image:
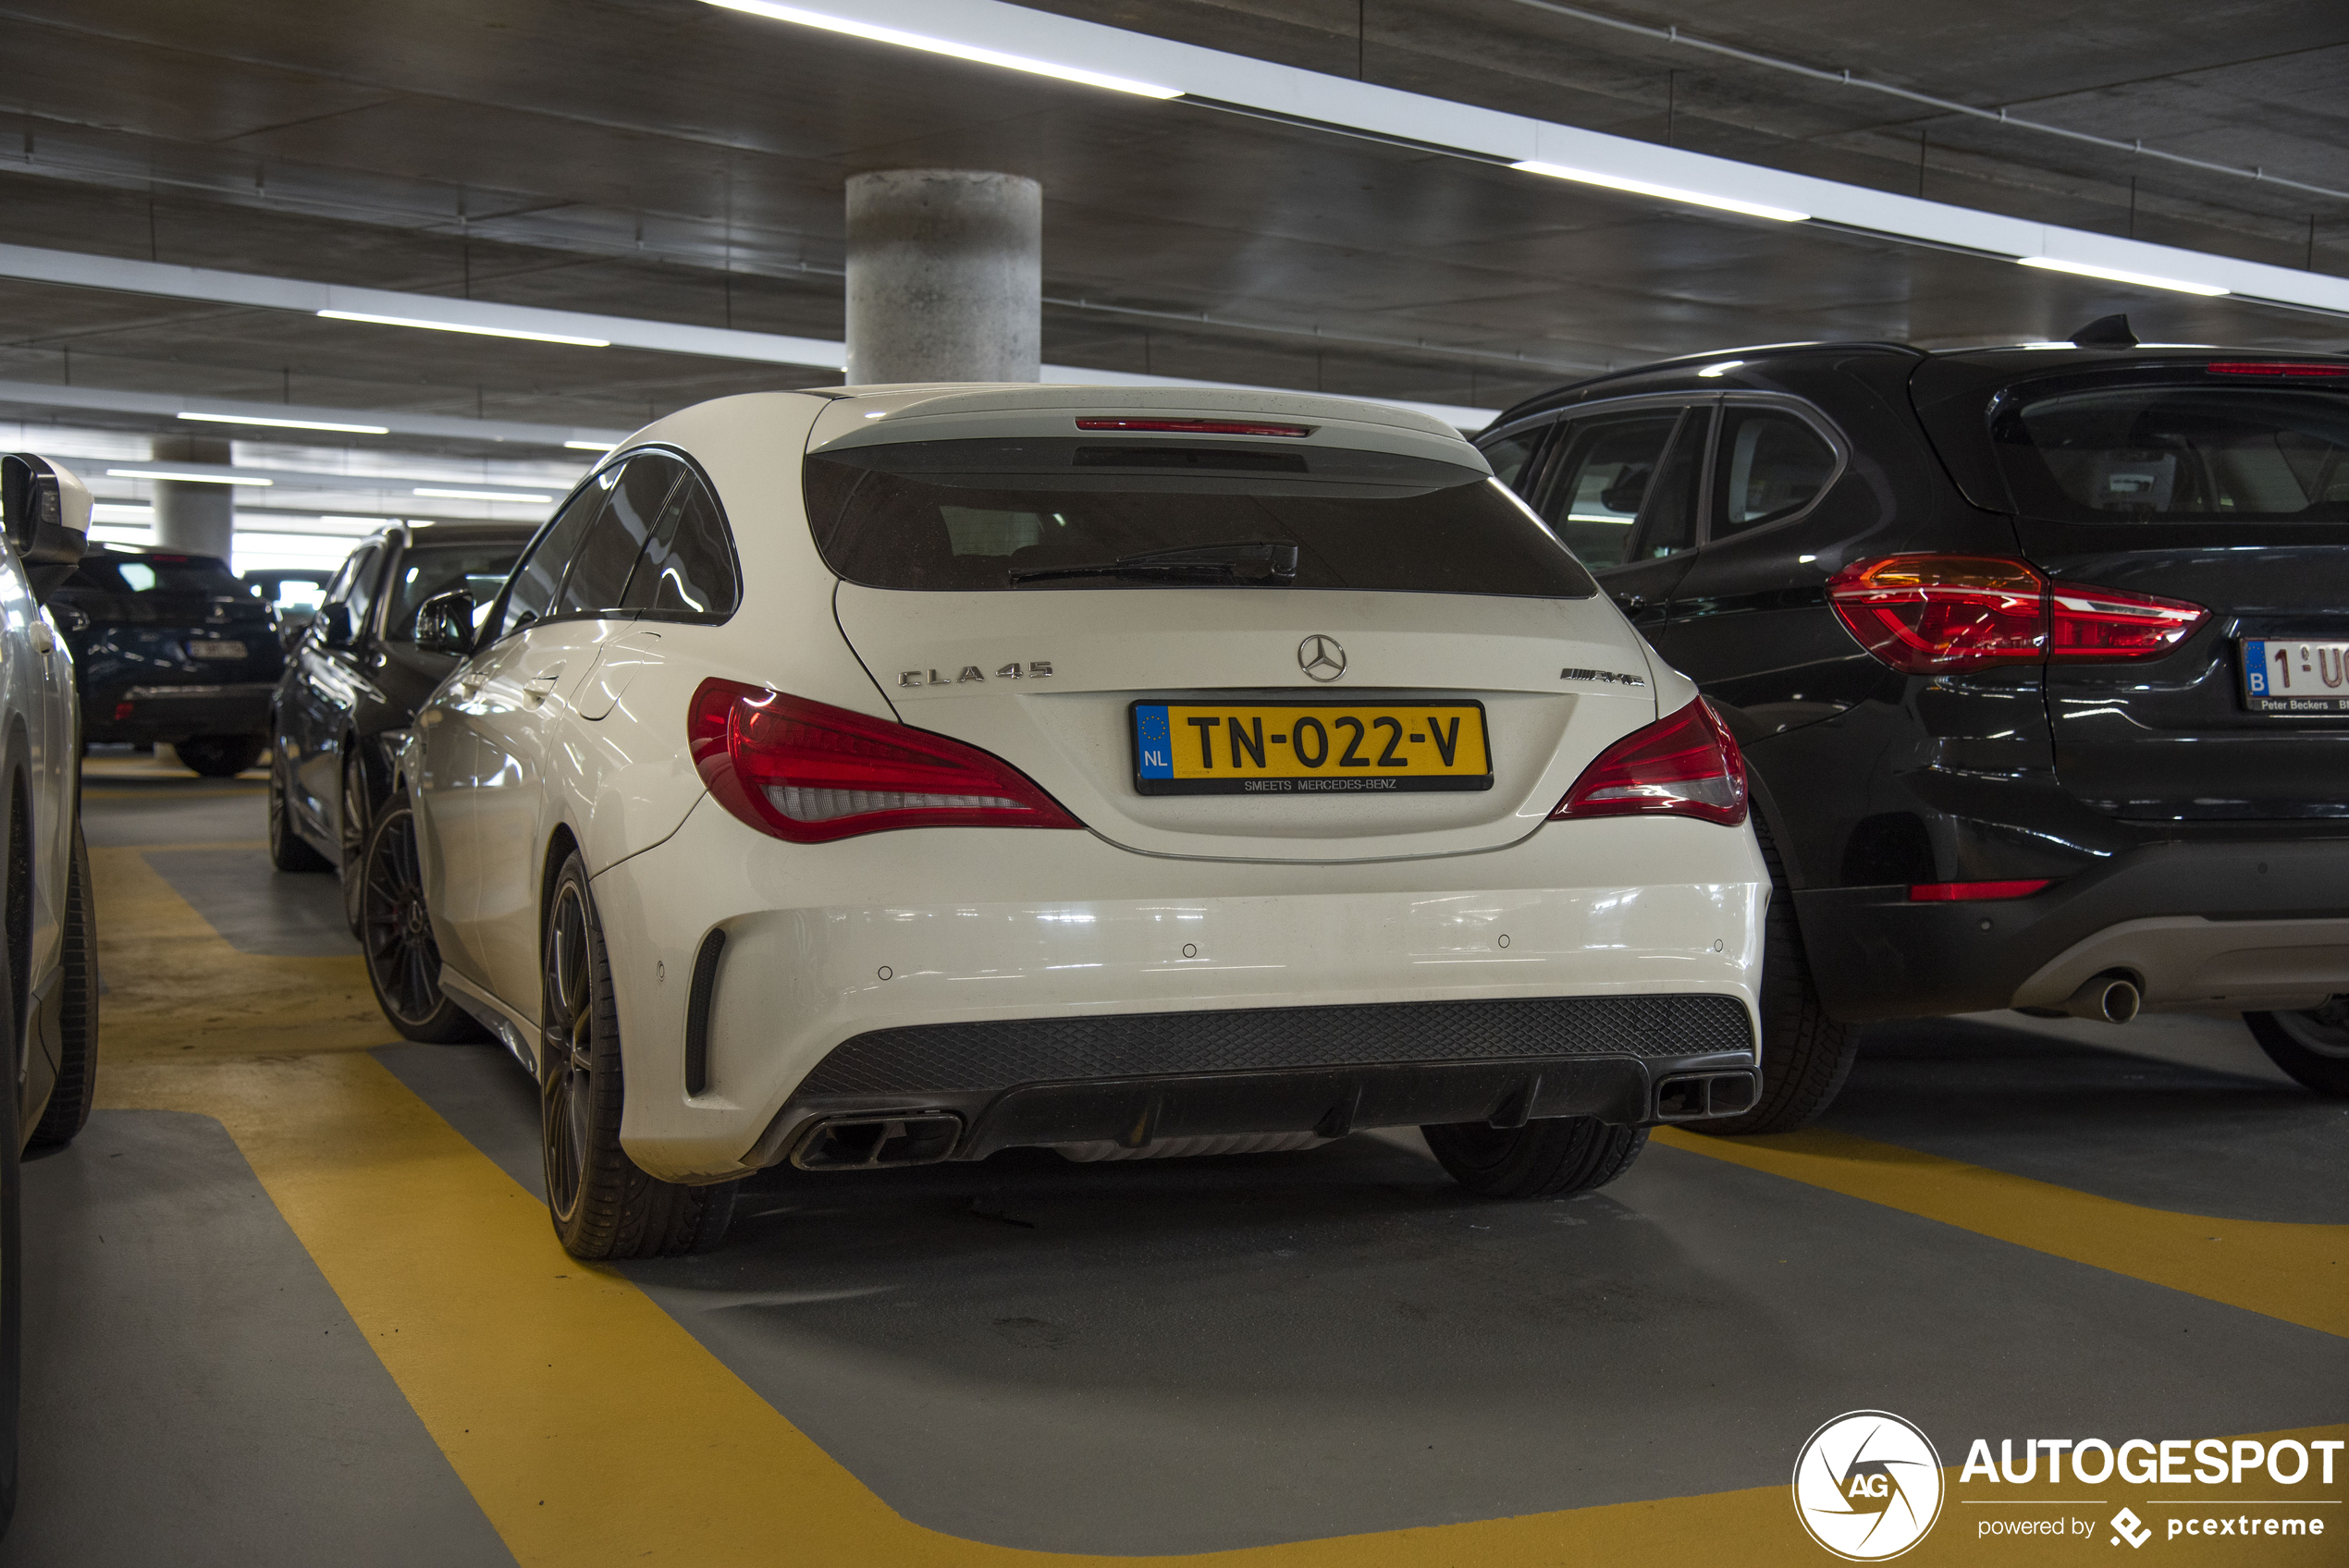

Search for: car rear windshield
xmin=66 ymin=555 xmax=246 ymax=597
xmin=1991 ymin=376 xmax=2349 ymax=522
xmin=803 ymin=437 xmax=1597 ymax=597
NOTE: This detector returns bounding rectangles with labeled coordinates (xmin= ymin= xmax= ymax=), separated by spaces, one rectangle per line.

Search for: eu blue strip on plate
xmin=1134 ymin=704 xmax=1174 ymax=778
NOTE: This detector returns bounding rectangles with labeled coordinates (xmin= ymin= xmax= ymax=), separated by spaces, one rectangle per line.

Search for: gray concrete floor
xmin=14 ymin=759 xmax=2347 ymax=1561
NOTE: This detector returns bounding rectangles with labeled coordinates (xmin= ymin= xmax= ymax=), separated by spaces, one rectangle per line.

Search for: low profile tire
xmin=29 ymin=819 xmax=98 ymax=1148
xmin=1698 ymin=815 xmax=1857 ymax=1136
xmin=338 ymin=746 xmax=371 ymax=935
xmin=2244 ymin=1000 xmax=2349 ymax=1096
xmin=540 ymin=851 xmax=735 ymax=1260
xmin=357 ymin=795 xmax=485 ymax=1044
xmin=178 ymin=733 xmax=265 ymax=778
xmin=1422 ymin=1117 xmax=1648 ymax=1198
xmin=267 ymin=741 xmax=333 ymax=873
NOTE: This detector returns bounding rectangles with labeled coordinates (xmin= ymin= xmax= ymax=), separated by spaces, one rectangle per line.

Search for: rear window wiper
xmin=1008 ymin=540 xmax=1299 ymax=586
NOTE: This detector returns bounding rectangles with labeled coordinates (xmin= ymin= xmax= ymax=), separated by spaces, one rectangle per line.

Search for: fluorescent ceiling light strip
xmin=316 ymin=310 xmax=611 ymax=348
xmin=412 ymin=486 xmax=554 ymax=503
xmin=2015 ymin=256 xmax=2230 ymax=298
xmin=107 ymin=468 xmax=273 ymax=486
xmin=1509 ymin=161 xmax=1808 ymax=223
xmin=701 ymin=0 xmax=1179 ymax=97
xmin=178 ymin=410 xmax=391 ymax=435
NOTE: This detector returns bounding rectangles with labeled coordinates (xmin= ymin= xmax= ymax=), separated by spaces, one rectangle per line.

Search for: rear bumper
xmin=85 ymin=681 xmax=274 ymax=742
xmin=585 ymin=797 xmax=1767 ymax=1182
xmin=1797 ymin=835 xmax=2349 ymax=1021
xmin=754 ymin=995 xmax=1758 ymax=1169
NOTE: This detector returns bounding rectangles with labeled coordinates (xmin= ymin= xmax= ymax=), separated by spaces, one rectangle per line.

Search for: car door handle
xmin=1612 ymin=593 xmax=1647 ymax=612
xmin=522 ymin=664 xmax=566 ymax=705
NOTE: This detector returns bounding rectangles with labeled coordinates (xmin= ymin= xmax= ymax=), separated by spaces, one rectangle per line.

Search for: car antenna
xmin=2069 ymin=313 xmax=2138 ymax=349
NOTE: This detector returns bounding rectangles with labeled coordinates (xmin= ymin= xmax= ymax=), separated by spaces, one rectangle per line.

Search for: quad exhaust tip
xmin=2062 ymin=973 xmax=2142 ymax=1024
xmin=793 ymin=1111 xmax=963 ymax=1170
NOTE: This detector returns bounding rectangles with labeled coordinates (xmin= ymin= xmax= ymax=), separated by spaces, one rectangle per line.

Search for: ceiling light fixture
xmin=562 ymin=440 xmax=619 ymax=452
xmin=412 ymin=486 xmax=555 ymax=503
xmin=176 ymin=410 xmax=391 ymax=435
xmin=2015 ymin=257 xmax=2230 ymax=298
xmin=316 ymin=310 xmax=611 ymax=348
xmin=107 ymin=469 xmax=274 ymax=486
xmin=700 ymin=0 xmax=1181 ymax=98
xmin=1509 ymin=161 xmax=1809 ymax=223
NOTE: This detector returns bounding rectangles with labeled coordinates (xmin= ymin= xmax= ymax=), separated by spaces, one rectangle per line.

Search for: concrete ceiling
xmin=0 ymin=0 xmax=2342 ymax=480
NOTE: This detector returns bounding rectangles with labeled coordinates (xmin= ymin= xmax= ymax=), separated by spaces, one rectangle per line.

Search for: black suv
xmin=51 ymin=543 xmax=283 ymax=776
xmin=269 ymin=521 xmax=532 ymax=925
xmin=1481 ymin=319 xmax=2349 ymax=1125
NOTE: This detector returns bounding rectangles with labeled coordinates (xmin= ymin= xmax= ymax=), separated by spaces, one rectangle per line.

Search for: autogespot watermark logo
xmin=1794 ymin=1410 xmax=1947 ymax=1561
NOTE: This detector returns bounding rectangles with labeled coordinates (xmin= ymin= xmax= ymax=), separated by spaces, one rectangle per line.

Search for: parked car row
xmin=242 ymin=325 xmax=2341 ymax=1267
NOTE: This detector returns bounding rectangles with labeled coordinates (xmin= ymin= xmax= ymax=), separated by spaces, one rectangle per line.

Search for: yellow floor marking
xmin=91 ymin=844 xmax=387 ymax=1062
xmin=101 ymin=1056 xmax=2345 ymax=1568
xmin=119 ymin=839 xmax=272 ymax=851
xmin=1654 ymin=1127 xmax=2348 ymax=1338
xmin=85 ymin=786 xmax=265 ymax=799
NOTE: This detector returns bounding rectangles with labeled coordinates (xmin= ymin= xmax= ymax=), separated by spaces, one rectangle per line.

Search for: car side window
xmin=559 ymin=454 xmax=686 ymax=616
xmin=1713 ymin=407 xmax=1838 ymax=535
xmin=1535 ymin=410 xmax=1683 ymax=569
xmin=1478 ymin=423 xmax=1551 ymax=492
xmin=621 ymin=470 xmax=740 ymax=619
xmin=495 ymin=475 xmax=611 ymax=643
xmin=1630 ymin=406 xmax=1709 ymax=560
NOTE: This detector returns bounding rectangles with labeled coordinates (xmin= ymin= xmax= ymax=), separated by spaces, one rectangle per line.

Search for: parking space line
xmin=1654 ymin=1127 xmax=2348 ymax=1338
xmin=90 ymin=844 xmax=389 ymax=1061
xmin=104 ymin=1051 xmax=1830 ymax=1566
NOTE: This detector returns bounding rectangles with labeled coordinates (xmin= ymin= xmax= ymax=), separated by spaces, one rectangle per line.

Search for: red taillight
xmin=686 ymin=679 xmax=1079 ymax=844
xmin=1826 ymin=555 xmax=2207 ymax=674
xmin=1552 ymin=699 xmax=1747 ymax=827
xmin=1910 ymin=880 xmax=2050 ymax=901
xmin=1072 ymin=417 xmax=1312 ymax=436
xmin=2205 ymin=361 xmax=2349 ymax=377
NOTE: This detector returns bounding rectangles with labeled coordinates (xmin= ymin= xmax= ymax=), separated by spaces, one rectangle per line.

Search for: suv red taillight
xmin=686 ymin=680 xmax=1079 ymax=843
xmin=1825 ymin=554 xmax=2207 ymax=674
xmin=1552 ymin=699 xmax=1747 ymax=827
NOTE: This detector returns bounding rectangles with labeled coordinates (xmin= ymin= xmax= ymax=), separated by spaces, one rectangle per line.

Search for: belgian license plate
xmin=188 ymin=640 xmax=248 ymax=660
xmin=1132 ymin=700 xmax=1493 ymax=795
xmin=2242 ymin=638 xmax=2349 ymax=714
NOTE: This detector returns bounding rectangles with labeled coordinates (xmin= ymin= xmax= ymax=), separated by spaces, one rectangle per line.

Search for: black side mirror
xmin=0 ymin=453 xmax=92 ymax=606
xmin=315 ymin=601 xmax=354 ymax=648
xmin=412 ymin=590 xmax=477 ymax=658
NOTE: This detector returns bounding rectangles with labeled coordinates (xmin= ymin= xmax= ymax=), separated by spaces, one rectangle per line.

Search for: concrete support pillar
xmin=845 ymin=170 xmax=1040 ymax=385
xmin=149 ymin=435 xmax=236 ymax=560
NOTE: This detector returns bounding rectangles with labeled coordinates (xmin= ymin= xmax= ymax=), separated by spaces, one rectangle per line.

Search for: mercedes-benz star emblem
xmin=1297 ymin=634 xmax=1347 ymax=681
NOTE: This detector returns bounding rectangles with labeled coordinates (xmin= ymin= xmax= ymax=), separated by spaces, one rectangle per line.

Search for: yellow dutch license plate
xmin=1131 ymin=701 xmax=1493 ymax=795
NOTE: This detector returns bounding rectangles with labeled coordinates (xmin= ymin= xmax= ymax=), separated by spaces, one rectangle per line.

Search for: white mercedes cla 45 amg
xmin=365 ymin=386 xmax=1766 ymax=1259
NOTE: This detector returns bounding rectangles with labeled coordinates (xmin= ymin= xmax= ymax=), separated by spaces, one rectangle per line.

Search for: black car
xmin=51 ymin=544 xmax=284 ymax=776
xmin=1479 ymin=317 xmax=2349 ymax=1125
xmin=242 ymin=565 xmax=337 ymax=638
xmin=269 ymin=521 xmax=532 ymax=925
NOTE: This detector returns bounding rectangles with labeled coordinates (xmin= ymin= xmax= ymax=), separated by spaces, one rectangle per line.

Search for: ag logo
xmin=1297 ymin=633 xmax=1347 ymax=681
xmin=1792 ymin=1410 xmax=1945 ymax=1561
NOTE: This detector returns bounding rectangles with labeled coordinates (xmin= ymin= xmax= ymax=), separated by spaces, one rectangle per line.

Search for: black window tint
xmin=385 ymin=541 xmax=530 ymax=641
xmin=560 ymin=455 xmax=684 ymax=616
xmin=804 ymin=439 xmax=1594 ymax=598
xmin=1992 ymin=380 xmax=2349 ymax=521
xmin=1634 ymin=409 xmax=1706 ymax=559
xmin=622 ymin=472 xmax=740 ymax=617
xmin=1537 ymin=411 xmax=1682 ymax=569
xmin=497 ymin=479 xmax=608 ymax=641
xmin=1478 ymin=425 xmax=1548 ymax=491
xmin=1714 ymin=407 xmax=1836 ymax=534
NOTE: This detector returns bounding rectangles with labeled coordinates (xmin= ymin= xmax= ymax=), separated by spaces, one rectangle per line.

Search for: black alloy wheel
xmin=539 ymin=851 xmax=735 ymax=1260
xmin=1421 ymin=1116 xmax=1648 ymax=1198
xmin=2244 ymin=999 xmax=2349 ymax=1096
xmin=357 ymin=797 xmax=482 ymax=1044
xmin=267 ymin=741 xmax=332 ymax=873
xmin=338 ymin=747 xmax=371 ymax=935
